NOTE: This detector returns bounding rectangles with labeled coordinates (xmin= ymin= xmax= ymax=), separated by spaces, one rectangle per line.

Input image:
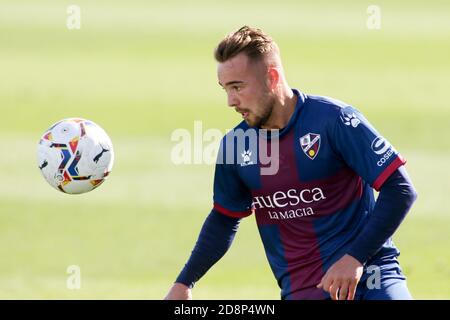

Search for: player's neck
xmin=261 ymin=86 xmax=297 ymax=130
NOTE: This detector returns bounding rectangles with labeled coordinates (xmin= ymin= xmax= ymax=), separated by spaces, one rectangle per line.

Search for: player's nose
xmin=227 ymin=93 xmax=240 ymax=108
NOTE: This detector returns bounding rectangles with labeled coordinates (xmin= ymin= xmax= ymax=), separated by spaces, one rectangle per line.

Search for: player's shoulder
xmin=305 ymin=94 xmax=353 ymax=115
xmin=303 ymin=94 xmax=363 ymax=126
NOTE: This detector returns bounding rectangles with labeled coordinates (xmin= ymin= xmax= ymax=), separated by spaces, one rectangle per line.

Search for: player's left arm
xmin=318 ymin=106 xmax=418 ymax=300
xmin=318 ymin=166 xmax=417 ymax=300
xmin=346 ymin=165 xmax=417 ymax=264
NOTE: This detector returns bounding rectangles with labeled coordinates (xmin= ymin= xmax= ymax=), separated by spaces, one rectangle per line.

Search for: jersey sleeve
xmin=331 ymin=106 xmax=406 ymax=191
xmin=213 ymin=137 xmax=253 ymax=218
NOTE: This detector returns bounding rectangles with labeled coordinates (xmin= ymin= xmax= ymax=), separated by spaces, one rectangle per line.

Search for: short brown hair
xmin=214 ymin=26 xmax=277 ymax=63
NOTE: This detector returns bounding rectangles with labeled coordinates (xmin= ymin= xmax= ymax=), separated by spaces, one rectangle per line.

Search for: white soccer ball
xmin=37 ymin=118 xmax=114 ymax=194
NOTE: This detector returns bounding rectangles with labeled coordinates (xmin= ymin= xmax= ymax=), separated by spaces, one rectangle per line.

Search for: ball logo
xmin=371 ymin=136 xmax=391 ymax=155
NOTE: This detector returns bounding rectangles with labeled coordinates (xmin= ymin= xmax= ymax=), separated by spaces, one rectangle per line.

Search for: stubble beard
xmin=247 ymin=95 xmax=276 ymax=128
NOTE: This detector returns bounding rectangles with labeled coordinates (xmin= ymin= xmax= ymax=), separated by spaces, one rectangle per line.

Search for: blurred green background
xmin=0 ymin=0 xmax=449 ymax=299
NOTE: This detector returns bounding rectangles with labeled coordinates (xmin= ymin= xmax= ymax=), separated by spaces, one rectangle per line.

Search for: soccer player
xmin=165 ymin=26 xmax=417 ymax=300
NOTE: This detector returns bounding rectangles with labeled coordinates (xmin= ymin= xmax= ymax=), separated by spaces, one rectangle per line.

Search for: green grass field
xmin=0 ymin=0 xmax=449 ymax=299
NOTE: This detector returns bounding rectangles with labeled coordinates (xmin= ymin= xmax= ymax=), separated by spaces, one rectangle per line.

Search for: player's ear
xmin=267 ymin=67 xmax=280 ymax=91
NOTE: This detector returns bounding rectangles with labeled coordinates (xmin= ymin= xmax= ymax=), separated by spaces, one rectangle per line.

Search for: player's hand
xmin=316 ymin=254 xmax=363 ymax=300
xmin=164 ymin=283 xmax=193 ymax=300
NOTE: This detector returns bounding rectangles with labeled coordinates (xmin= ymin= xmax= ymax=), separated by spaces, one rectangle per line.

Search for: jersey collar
xmin=259 ymin=88 xmax=306 ymax=140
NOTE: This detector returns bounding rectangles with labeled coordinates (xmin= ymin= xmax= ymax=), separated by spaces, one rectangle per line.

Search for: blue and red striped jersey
xmin=212 ymin=89 xmax=406 ymax=299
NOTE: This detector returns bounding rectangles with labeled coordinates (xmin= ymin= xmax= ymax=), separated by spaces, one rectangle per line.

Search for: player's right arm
xmin=165 ymin=135 xmax=253 ymax=300
xmin=165 ymin=282 xmax=192 ymax=300
xmin=164 ymin=209 xmax=242 ymax=300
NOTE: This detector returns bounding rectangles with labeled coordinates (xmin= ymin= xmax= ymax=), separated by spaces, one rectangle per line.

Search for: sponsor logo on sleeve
xmin=371 ymin=136 xmax=395 ymax=166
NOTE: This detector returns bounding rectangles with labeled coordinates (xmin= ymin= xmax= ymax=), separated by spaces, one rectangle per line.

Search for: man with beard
xmin=165 ymin=26 xmax=417 ymax=300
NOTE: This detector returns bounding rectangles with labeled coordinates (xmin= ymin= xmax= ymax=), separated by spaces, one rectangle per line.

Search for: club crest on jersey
xmin=300 ymin=133 xmax=321 ymax=160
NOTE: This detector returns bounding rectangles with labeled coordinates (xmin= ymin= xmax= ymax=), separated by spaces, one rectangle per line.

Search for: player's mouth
xmin=236 ymin=109 xmax=249 ymax=119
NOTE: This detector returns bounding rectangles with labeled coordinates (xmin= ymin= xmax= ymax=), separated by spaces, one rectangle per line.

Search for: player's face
xmin=217 ymin=53 xmax=276 ymax=128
